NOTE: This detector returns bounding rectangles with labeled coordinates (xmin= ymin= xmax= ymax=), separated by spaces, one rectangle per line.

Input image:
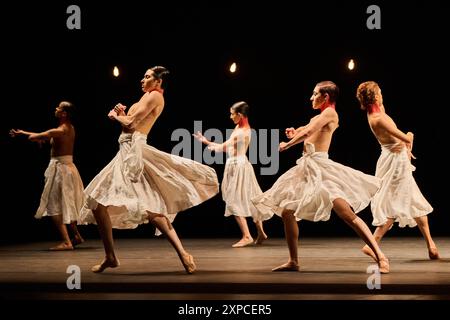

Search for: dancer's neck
xmin=367 ymin=103 xmax=381 ymax=114
xmin=238 ymin=117 xmax=250 ymax=128
xmin=320 ymin=101 xmax=335 ymax=112
xmin=149 ymin=87 xmax=164 ymax=94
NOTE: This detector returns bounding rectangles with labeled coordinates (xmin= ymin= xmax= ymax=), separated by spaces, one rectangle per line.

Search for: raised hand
xmin=108 ymin=109 xmax=118 ymax=120
xmin=285 ymin=127 xmax=296 ymax=139
xmin=114 ymin=103 xmax=127 ymax=116
xmin=193 ymin=131 xmax=207 ymax=144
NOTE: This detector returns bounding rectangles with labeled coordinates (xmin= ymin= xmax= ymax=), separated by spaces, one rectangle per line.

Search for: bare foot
xmin=378 ymin=257 xmax=389 ymax=274
xmin=49 ymin=242 xmax=74 ymax=251
xmin=429 ymin=247 xmax=440 ymax=260
xmin=91 ymin=258 xmax=120 ymax=273
xmin=272 ymin=261 xmax=299 ymax=272
xmin=361 ymin=245 xmax=377 ymax=262
xmin=180 ymin=253 xmax=196 ymax=274
xmin=232 ymin=237 xmax=254 ymax=248
xmin=71 ymin=235 xmax=85 ymax=247
xmin=254 ymin=233 xmax=268 ymax=245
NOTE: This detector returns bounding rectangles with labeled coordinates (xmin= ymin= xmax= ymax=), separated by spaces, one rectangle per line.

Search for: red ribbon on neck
xmin=150 ymin=87 xmax=164 ymax=95
xmin=367 ymin=103 xmax=380 ymax=114
xmin=238 ymin=117 xmax=249 ymax=128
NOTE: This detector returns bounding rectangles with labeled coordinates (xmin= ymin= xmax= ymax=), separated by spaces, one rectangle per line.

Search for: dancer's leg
xmin=148 ymin=212 xmax=196 ymax=274
xmin=91 ymin=204 xmax=120 ymax=272
xmin=49 ymin=214 xmax=73 ymax=251
xmin=232 ymin=216 xmax=254 ymax=247
xmin=272 ymin=210 xmax=299 ymax=271
xmin=362 ymin=218 xmax=394 ymax=260
xmin=254 ymin=220 xmax=268 ymax=245
xmin=69 ymin=222 xmax=85 ymax=246
xmin=415 ymin=216 xmax=440 ymax=259
xmin=333 ymin=198 xmax=389 ymax=273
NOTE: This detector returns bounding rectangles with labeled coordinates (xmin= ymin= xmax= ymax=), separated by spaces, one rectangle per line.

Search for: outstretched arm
xmin=10 ymin=127 xmax=66 ymax=142
xmin=10 ymin=129 xmax=35 ymax=137
xmin=193 ymin=131 xmax=233 ymax=152
xmin=29 ymin=127 xmax=66 ymax=141
xmin=285 ymin=126 xmax=306 ymax=139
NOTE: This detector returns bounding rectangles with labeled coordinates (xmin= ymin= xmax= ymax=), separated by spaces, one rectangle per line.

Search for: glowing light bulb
xmin=229 ymin=62 xmax=237 ymax=73
xmin=348 ymin=59 xmax=355 ymax=70
xmin=113 ymin=66 xmax=120 ymax=77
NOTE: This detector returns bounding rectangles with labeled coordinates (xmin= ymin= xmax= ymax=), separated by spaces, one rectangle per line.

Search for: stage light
xmin=348 ymin=59 xmax=355 ymax=70
xmin=229 ymin=62 xmax=237 ymax=73
xmin=113 ymin=66 xmax=120 ymax=77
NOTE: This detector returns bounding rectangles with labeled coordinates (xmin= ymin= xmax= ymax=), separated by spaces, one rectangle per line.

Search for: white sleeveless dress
xmin=221 ymin=129 xmax=274 ymax=221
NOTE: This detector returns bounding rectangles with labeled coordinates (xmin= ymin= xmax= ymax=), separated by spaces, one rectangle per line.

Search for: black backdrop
xmin=1 ymin=1 xmax=448 ymax=243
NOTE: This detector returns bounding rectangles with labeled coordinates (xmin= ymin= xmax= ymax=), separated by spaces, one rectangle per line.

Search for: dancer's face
xmin=230 ymin=108 xmax=241 ymax=125
xmin=55 ymin=104 xmax=65 ymax=118
xmin=141 ymin=69 xmax=160 ymax=92
xmin=375 ymin=88 xmax=383 ymax=105
xmin=310 ymin=86 xmax=328 ymax=110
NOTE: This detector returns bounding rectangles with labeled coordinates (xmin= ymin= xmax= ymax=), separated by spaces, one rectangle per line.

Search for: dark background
xmin=1 ymin=1 xmax=448 ymax=243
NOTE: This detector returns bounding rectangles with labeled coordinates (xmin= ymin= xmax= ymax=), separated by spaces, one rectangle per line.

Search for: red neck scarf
xmin=149 ymin=87 xmax=164 ymax=95
xmin=367 ymin=103 xmax=380 ymax=114
xmin=238 ymin=117 xmax=250 ymax=128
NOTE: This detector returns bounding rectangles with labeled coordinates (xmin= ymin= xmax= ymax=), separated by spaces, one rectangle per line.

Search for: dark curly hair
xmin=356 ymin=81 xmax=380 ymax=110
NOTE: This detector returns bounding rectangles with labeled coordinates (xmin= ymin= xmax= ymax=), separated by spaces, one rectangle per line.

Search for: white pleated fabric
xmin=80 ymin=132 xmax=219 ymax=231
xmin=371 ymin=143 xmax=433 ymax=227
xmin=222 ymin=155 xmax=274 ymax=221
xmin=35 ymin=155 xmax=85 ymax=224
xmin=252 ymin=143 xmax=381 ymax=222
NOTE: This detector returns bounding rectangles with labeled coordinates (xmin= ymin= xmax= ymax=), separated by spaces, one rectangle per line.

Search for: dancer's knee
xmin=281 ymin=209 xmax=295 ymax=220
xmin=92 ymin=204 xmax=107 ymax=217
xmin=147 ymin=212 xmax=173 ymax=230
xmin=333 ymin=198 xmax=356 ymax=223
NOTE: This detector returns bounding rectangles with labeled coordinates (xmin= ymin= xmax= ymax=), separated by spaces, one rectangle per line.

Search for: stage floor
xmin=1 ymin=237 xmax=449 ymax=300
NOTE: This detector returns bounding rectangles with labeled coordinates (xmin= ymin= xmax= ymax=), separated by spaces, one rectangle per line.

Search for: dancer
xmin=9 ymin=101 xmax=85 ymax=250
xmin=80 ymin=66 xmax=219 ymax=274
xmin=252 ymin=81 xmax=390 ymax=273
xmin=356 ymin=81 xmax=439 ymax=260
xmin=194 ymin=101 xmax=273 ymax=248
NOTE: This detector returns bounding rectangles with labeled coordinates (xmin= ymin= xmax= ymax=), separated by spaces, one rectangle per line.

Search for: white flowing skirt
xmin=371 ymin=144 xmax=433 ymax=227
xmin=36 ymin=155 xmax=85 ymax=224
xmin=80 ymin=132 xmax=219 ymax=230
xmin=252 ymin=143 xmax=380 ymax=222
xmin=222 ymin=156 xmax=274 ymax=221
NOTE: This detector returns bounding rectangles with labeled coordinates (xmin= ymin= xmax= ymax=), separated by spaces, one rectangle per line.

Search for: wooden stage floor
xmin=1 ymin=237 xmax=449 ymax=301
